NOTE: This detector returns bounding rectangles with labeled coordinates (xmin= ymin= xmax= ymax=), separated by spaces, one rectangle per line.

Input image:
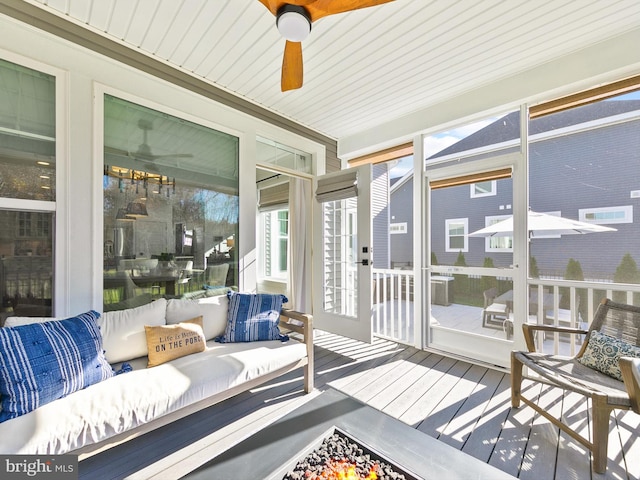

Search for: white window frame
xmin=259 ymin=207 xmax=289 ymax=281
xmin=579 ymin=205 xmax=633 ymax=224
xmin=484 ymin=214 xmax=513 ymax=252
xmin=470 ymin=180 xmax=497 ymax=198
xmin=445 ymin=218 xmax=468 ymax=252
xmin=390 ymin=222 xmax=407 ymax=234
xmin=0 ymin=54 xmax=68 ymax=316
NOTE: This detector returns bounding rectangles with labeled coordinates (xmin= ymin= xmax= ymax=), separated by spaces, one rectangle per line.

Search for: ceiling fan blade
xmin=257 ymin=0 xmax=280 ymax=15
xmin=307 ymin=0 xmax=394 ymax=21
xmin=259 ymin=0 xmax=316 ymax=14
xmin=284 ymin=0 xmax=317 ymax=4
xmin=281 ymin=41 xmax=303 ymax=91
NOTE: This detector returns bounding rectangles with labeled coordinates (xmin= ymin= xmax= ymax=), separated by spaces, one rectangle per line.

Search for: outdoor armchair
xmin=511 ymin=298 xmax=640 ymax=473
xmin=482 ymin=287 xmax=509 ymax=328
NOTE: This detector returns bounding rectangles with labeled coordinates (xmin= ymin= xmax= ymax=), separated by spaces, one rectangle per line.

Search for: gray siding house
xmin=389 ymin=100 xmax=640 ymax=280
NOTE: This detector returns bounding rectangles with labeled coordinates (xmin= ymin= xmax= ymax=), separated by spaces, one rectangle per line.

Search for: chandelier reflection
xmin=104 ymin=165 xmax=176 ymax=198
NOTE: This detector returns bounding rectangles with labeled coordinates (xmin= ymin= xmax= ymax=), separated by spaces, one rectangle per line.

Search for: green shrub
xmin=529 ymin=255 xmax=539 ymax=279
xmin=481 ymin=257 xmax=498 ymax=292
xmin=613 ymin=253 xmax=640 ymax=303
xmin=562 ymin=258 xmax=585 ymax=313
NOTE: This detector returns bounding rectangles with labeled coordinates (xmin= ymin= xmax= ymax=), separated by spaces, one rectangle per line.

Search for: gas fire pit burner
xmin=279 ymin=427 xmax=418 ymax=480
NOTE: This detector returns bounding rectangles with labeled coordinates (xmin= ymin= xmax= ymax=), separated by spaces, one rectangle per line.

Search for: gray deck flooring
xmin=79 ymin=331 xmax=640 ymax=480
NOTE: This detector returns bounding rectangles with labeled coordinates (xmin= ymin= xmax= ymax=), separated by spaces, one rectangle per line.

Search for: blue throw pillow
xmin=579 ymin=330 xmax=640 ymax=381
xmin=216 ymin=292 xmax=289 ymax=343
xmin=0 ymin=310 xmax=115 ymax=422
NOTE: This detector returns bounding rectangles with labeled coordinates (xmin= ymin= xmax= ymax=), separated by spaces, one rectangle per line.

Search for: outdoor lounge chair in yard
xmin=511 ymin=298 xmax=640 ymax=473
xmin=482 ymin=287 xmax=509 ymax=328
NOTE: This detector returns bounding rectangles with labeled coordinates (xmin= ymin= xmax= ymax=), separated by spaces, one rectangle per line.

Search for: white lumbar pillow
xmin=165 ymin=296 xmax=228 ymax=341
xmin=98 ymin=298 xmax=167 ymax=364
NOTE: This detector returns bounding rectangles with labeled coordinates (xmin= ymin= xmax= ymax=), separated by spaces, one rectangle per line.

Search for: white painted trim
xmin=338 ymin=28 xmax=640 ymax=159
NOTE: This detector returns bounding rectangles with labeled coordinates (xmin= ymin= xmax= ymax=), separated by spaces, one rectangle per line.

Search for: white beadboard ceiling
xmin=27 ymin=0 xmax=640 ymax=141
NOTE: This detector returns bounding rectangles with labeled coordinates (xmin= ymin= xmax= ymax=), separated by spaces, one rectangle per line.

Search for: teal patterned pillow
xmin=579 ymin=330 xmax=640 ymax=381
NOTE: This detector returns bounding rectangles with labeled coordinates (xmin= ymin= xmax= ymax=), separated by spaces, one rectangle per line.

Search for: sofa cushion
xmin=166 ymin=297 xmax=228 ymax=341
xmin=103 ymin=293 xmax=154 ymax=312
xmin=98 ymin=298 xmax=167 ymax=364
xmin=4 ymin=316 xmax=61 ymax=327
xmin=216 ymin=292 xmax=288 ymax=343
xmin=0 ymin=310 xmax=114 ymax=422
xmin=579 ymin=330 xmax=640 ymax=381
xmin=145 ymin=316 xmax=206 ymax=367
xmin=0 ymin=338 xmax=308 ymax=454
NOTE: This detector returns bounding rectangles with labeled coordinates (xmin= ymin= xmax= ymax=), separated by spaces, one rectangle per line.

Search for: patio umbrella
xmin=468 ymin=211 xmax=617 ymax=238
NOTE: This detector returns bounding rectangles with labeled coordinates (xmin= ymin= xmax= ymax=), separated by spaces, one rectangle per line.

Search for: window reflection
xmin=103 ymin=96 xmax=239 ymax=310
xmin=0 ymin=58 xmax=56 ymax=324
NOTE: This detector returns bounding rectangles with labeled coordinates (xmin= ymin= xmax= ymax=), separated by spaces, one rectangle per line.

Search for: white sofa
xmin=0 ymin=296 xmax=313 ymax=457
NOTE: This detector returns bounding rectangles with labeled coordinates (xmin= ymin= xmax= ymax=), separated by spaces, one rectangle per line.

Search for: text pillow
xmin=579 ymin=330 xmax=640 ymax=381
xmin=216 ymin=292 xmax=288 ymax=343
xmin=145 ymin=316 xmax=206 ymax=367
xmin=0 ymin=311 xmax=114 ymax=422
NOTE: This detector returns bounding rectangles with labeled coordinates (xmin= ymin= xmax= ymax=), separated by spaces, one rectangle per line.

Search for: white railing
xmin=371 ymin=268 xmax=640 ymax=354
xmin=372 ymin=268 xmax=414 ymax=345
xmin=528 ymin=278 xmax=640 ymax=356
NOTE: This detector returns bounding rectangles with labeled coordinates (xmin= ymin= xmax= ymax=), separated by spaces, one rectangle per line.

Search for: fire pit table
xmin=181 ymin=388 xmax=515 ymax=480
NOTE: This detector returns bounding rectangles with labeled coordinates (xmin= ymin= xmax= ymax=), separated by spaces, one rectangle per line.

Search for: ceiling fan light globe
xmin=276 ymin=6 xmax=311 ymax=42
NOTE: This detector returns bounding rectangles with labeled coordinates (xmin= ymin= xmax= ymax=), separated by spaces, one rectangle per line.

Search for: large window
xmin=103 ymin=95 xmax=239 ymax=309
xmin=0 ymin=59 xmax=56 ymax=322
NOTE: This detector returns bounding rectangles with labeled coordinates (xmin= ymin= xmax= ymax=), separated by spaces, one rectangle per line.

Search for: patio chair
xmin=511 ymin=298 xmax=640 ymax=473
xmin=205 ymin=263 xmax=230 ymax=287
xmin=482 ymin=287 xmax=509 ymax=328
xmin=176 ymin=260 xmax=193 ymax=294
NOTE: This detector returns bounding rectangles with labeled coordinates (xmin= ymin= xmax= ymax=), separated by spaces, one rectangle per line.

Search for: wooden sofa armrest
xmin=280 ymin=308 xmax=314 ymax=392
xmin=620 ymin=357 xmax=640 ymax=414
xmin=522 ymin=323 xmax=589 ymax=352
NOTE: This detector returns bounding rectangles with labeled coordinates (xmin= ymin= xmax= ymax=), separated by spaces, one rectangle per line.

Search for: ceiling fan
xmin=258 ymin=0 xmax=394 ymax=91
xmin=129 ymin=119 xmax=193 ymax=161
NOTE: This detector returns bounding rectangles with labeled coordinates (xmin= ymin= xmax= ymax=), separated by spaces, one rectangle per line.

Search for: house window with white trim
xmin=485 ymin=215 xmax=512 ymax=252
xmin=579 ymin=206 xmax=633 ymax=224
xmin=445 ymin=218 xmax=468 ymax=252
xmin=470 ymin=180 xmax=496 ymax=198
xmin=260 ymin=208 xmax=289 ymax=279
xmin=390 ymin=222 xmax=407 ymax=234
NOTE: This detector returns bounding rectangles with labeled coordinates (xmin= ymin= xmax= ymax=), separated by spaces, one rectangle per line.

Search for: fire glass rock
xmin=282 ymin=431 xmax=409 ymax=480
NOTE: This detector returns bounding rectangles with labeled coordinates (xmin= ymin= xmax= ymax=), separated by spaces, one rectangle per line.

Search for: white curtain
xmin=288 ymin=177 xmax=310 ymax=312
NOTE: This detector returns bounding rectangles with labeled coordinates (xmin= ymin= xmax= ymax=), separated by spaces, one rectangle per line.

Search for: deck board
xmin=79 ymin=332 xmax=640 ymax=480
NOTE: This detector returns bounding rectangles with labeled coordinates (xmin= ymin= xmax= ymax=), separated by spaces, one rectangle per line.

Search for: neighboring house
xmin=390 ymin=100 xmax=640 ymax=280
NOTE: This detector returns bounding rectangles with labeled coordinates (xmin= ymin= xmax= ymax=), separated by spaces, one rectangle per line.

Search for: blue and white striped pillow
xmin=216 ymin=292 xmax=288 ymax=343
xmin=0 ymin=310 xmax=114 ymax=422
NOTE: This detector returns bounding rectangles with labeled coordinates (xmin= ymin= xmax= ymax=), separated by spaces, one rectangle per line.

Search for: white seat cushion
xmin=0 ymin=339 xmax=307 ymax=454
